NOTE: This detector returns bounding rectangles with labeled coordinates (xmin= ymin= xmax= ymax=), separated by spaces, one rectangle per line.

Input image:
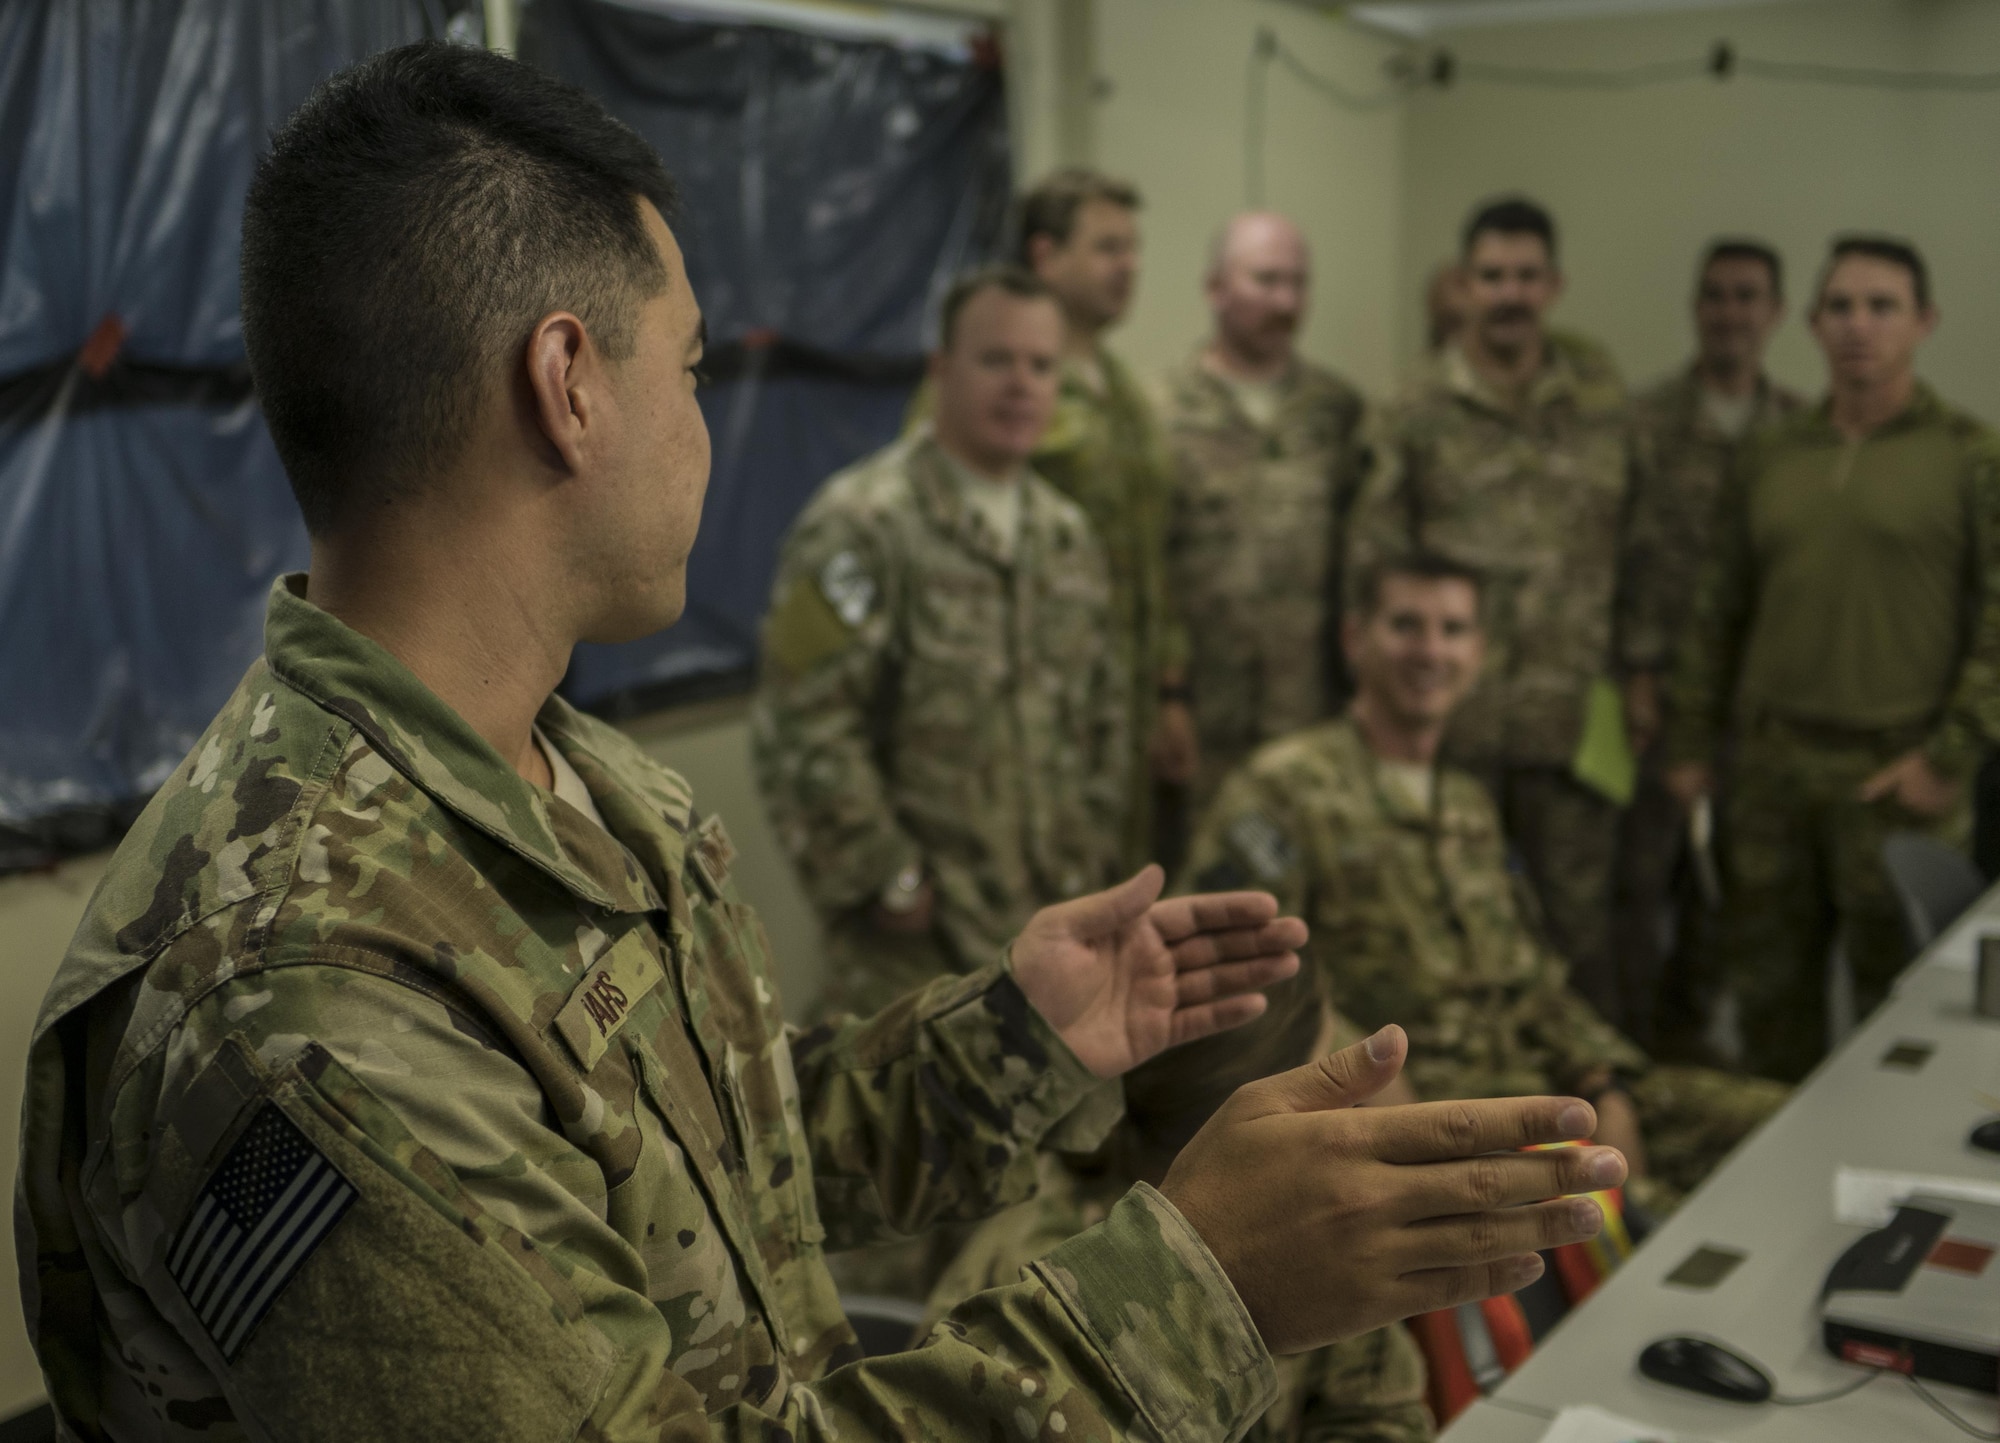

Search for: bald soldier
xmin=17 ymin=42 xmax=1621 ymax=1443
xmin=1619 ymin=241 xmax=1804 ymax=1052
xmin=1348 ymin=196 xmax=1649 ymax=1025
xmin=1667 ymin=237 xmax=2000 ymax=1081
xmin=1158 ymin=212 xmax=1369 ymax=812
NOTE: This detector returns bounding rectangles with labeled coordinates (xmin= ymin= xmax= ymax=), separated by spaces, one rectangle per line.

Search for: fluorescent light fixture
xmin=1342 ymin=0 xmax=1805 ymax=39
xmin=598 ymin=0 xmax=991 ymax=55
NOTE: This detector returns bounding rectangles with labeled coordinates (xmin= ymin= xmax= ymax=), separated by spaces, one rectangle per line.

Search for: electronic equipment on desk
xmin=1821 ymin=1193 xmax=1999 ymax=1395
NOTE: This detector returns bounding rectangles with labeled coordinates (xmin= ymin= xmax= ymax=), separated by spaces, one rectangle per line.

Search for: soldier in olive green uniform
xmin=1158 ymin=212 xmax=1370 ymax=813
xmin=1667 ymin=238 xmax=2000 ymax=1082
xmin=1619 ymin=241 xmax=1804 ymax=1055
xmin=1348 ymin=199 xmax=1646 ymax=1026
xmin=1194 ymin=555 xmax=1785 ymax=1213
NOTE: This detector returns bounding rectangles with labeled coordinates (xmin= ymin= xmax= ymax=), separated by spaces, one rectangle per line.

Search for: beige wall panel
xmin=1400 ymin=0 xmax=2000 ymax=418
xmin=1092 ymin=0 xmax=1409 ymax=396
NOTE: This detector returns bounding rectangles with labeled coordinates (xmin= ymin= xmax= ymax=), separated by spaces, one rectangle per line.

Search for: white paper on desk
xmin=1834 ymin=1165 xmax=2000 ymax=1226
xmin=1536 ymin=1403 xmax=1715 ymax=1443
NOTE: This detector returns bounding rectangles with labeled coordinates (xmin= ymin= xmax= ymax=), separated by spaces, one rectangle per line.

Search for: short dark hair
xmin=1353 ymin=551 xmax=1485 ymax=617
xmin=1700 ymin=238 xmax=1784 ymax=300
xmin=1462 ymin=196 xmax=1557 ymax=262
xmin=1015 ymin=168 xmax=1141 ymax=265
xmin=1818 ymin=234 xmax=1931 ymax=312
xmin=242 ymin=42 xmax=678 ymax=535
xmin=937 ymin=265 xmax=1058 ymax=350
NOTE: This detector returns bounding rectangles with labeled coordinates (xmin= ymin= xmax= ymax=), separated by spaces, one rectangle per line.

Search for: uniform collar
xmin=909 ymin=431 xmax=1032 ymax=569
xmin=1798 ymin=378 xmax=1944 ymax=443
xmin=1176 ymin=346 xmax=1302 ymax=430
xmin=1669 ymin=362 xmax=1788 ymax=440
xmin=263 ymin=575 xmax=666 ymax=916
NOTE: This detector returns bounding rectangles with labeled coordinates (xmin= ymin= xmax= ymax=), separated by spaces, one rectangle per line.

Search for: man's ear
xmin=524 ymin=311 xmax=592 ymax=475
xmin=1025 ymin=232 xmax=1057 ymax=277
xmin=1341 ymin=613 xmax=1365 ymax=668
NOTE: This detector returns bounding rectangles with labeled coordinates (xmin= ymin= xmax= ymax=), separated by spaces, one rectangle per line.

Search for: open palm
xmin=1010 ymin=865 xmax=1307 ymax=1079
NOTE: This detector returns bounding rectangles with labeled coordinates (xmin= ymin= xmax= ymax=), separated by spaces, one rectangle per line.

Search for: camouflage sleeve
xmin=1514 ymin=929 xmax=1648 ymax=1091
xmin=1925 ymin=434 xmax=2000 ymax=780
xmin=1614 ymin=419 xmax=1670 ymax=673
xmin=1663 ymin=443 xmax=1759 ymax=766
xmin=125 ymin=969 xmax=1270 ymax=1443
xmin=788 ymin=963 xmax=1122 ymax=1252
xmin=1147 ymin=430 xmax=1192 ymax=681
xmin=1086 ymin=530 xmax=1135 ymax=864
xmin=1340 ymin=408 xmax=1420 ymax=608
xmin=750 ymin=502 xmax=918 ymax=916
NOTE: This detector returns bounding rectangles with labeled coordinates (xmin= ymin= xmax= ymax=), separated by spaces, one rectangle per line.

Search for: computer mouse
xmin=1637 ymin=1335 xmax=1774 ymax=1404
xmin=1971 ymin=1117 xmax=2000 ymax=1155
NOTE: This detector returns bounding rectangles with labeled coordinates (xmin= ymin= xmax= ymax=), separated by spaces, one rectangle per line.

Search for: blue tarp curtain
xmin=0 ymin=0 xmax=1010 ymax=869
xmin=521 ymin=0 xmax=1012 ymax=714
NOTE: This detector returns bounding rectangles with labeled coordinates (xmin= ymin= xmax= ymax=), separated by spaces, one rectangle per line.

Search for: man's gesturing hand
xmin=1010 ymin=865 xmax=1305 ymax=1080
xmin=1161 ymin=1025 xmax=1626 ymax=1355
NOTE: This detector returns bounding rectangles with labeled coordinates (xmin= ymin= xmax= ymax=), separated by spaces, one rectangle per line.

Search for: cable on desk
xmin=1769 ymin=1369 xmax=1883 ymax=1405
xmin=1905 ymin=1373 xmax=2000 ymax=1440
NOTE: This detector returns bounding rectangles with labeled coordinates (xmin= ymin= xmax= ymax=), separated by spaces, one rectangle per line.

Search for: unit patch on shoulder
xmin=819 ymin=550 xmax=876 ymax=627
xmin=168 ymin=1103 xmax=357 ymax=1360
xmin=1226 ymin=812 xmax=1296 ymax=884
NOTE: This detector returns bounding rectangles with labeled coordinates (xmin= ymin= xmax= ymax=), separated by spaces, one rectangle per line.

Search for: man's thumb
xmin=1256 ymin=1025 xmax=1407 ymax=1115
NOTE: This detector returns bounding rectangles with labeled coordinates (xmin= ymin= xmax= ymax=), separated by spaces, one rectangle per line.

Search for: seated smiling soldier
xmin=16 ymin=45 xmax=1624 ymax=1443
xmin=1186 ymin=554 xmax=1787 ymax=1213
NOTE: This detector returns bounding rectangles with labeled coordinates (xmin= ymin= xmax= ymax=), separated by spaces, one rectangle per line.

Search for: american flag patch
xmin=166 ymin=1104 xmax=356 ymax=1359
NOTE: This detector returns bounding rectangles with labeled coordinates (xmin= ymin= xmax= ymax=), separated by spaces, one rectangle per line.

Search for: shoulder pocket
xmin=137 ymin=1037 xmax=616 ymax=1443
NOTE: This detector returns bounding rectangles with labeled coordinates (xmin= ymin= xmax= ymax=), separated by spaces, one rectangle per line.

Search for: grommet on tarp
xmin=78 ymin=314 xmax=128 ymax=380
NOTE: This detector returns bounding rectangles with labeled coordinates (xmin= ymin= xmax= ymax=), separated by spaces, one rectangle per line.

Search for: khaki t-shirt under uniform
xmin=1668 ymin=383 xmax=2000 ymax=778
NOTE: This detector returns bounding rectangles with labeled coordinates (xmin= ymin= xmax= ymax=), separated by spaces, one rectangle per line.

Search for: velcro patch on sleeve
xmin=554 ymin=931 xmax=665 ymax=1071
xmin=763 ymin=573 xmax=858 ymax=677
xmin=1226 ymin=812 xmax=1296 ymax=883
xmin=167 ymin=1103 xmax=357 ymax=1361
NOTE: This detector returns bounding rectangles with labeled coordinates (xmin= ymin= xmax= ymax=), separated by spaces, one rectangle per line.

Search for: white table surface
xmin=1438 ymin=886 xmax=2000 ymax=1442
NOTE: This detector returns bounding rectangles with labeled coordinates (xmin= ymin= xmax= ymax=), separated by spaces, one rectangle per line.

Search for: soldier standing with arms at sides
xmin=1347 ymin=196 xmax=1648 ymax=1026
xmin=754 ymin=266 xmax=1126 ymax=1022
xmin=1158 ymin=212 xmax=1369 ymax=815
xmin=1620 ymin=240 xmax=1803 ymax=1055
xmin=1666 ymin=237 xmax=2000 ymax=1083
xmin=1018 ymin=169 xmax=1197 ymax=865
xmin=17 ymin=45 xmax=1622 ymax=1443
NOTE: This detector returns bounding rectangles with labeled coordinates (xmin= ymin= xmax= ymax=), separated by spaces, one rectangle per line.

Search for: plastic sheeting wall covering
xmin=519 ymin=0 xmax=1012 ymax=714
xmin=0 ymin=0 xmax=479 ymax=871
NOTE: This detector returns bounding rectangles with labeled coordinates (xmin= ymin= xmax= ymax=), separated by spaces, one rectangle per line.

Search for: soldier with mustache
xmin=1347 ymin=196 xmax=1654 ymax=1033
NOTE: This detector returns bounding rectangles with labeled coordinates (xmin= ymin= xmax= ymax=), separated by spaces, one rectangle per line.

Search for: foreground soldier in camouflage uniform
xmin=17 ymin=44 xmax=1623 ymax=1443
xmin=1192 ymin=555 xmax=1786 ymax=1212
xmin=1158 ymin=212 xmax=1369 ymax=812
xmin=754 ymin=268 xmax=1126 ymax=1021
xmin=1667 ymin=238 xmax=2000 ymax=1081
xmin=1348 ymin=197 xmax=1647 ymax=1028
xmin=1619 ymin=240 xmax=1804 ymax=1055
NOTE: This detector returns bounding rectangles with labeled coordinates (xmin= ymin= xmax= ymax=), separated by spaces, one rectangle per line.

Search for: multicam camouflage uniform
xmin=907 ymin=353 xmax=1181 ymax=866
xmin=1667 ymin=386 xmax=2000 ymax=1082
xmin=1157 ymin=351 xmax=1370 ymax=812
xmin=16 ymin=577 xmax=1279 ymax=1442
xmin=1347 ymin=333 xmax=1645 ymax=1025
xmin=1183 ymin=715 xmax=1786 ymax=1210
xmin=751 ymin=431 xmax=1127 ymax=1020
xmin=1618 ymin=367 xmax=1804 ymax=1053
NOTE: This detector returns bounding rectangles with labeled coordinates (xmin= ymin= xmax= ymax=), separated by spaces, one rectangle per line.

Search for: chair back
xmin=1882 ymin=833 xmax=1986 ymax=956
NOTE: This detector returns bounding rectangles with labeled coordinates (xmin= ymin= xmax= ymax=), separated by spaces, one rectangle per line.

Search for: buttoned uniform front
xmin=1182 ymin=715 xmax=1784 ymax=1210
xmin=1617 ymin=366 xmax=1805 ymax=1053
xmin=16 ymin=576 xmax=1278 ymax=1443
xmin=1346 ymin=333 xmax=1649 ymax=1025
xmin=1156 ymin=350 xmax=1370 ymax=813
xmin=1666 ymin=384 xmax=2000 ymax=1081
xmin=751 ymin=431 xmax=1127 ymax=1020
